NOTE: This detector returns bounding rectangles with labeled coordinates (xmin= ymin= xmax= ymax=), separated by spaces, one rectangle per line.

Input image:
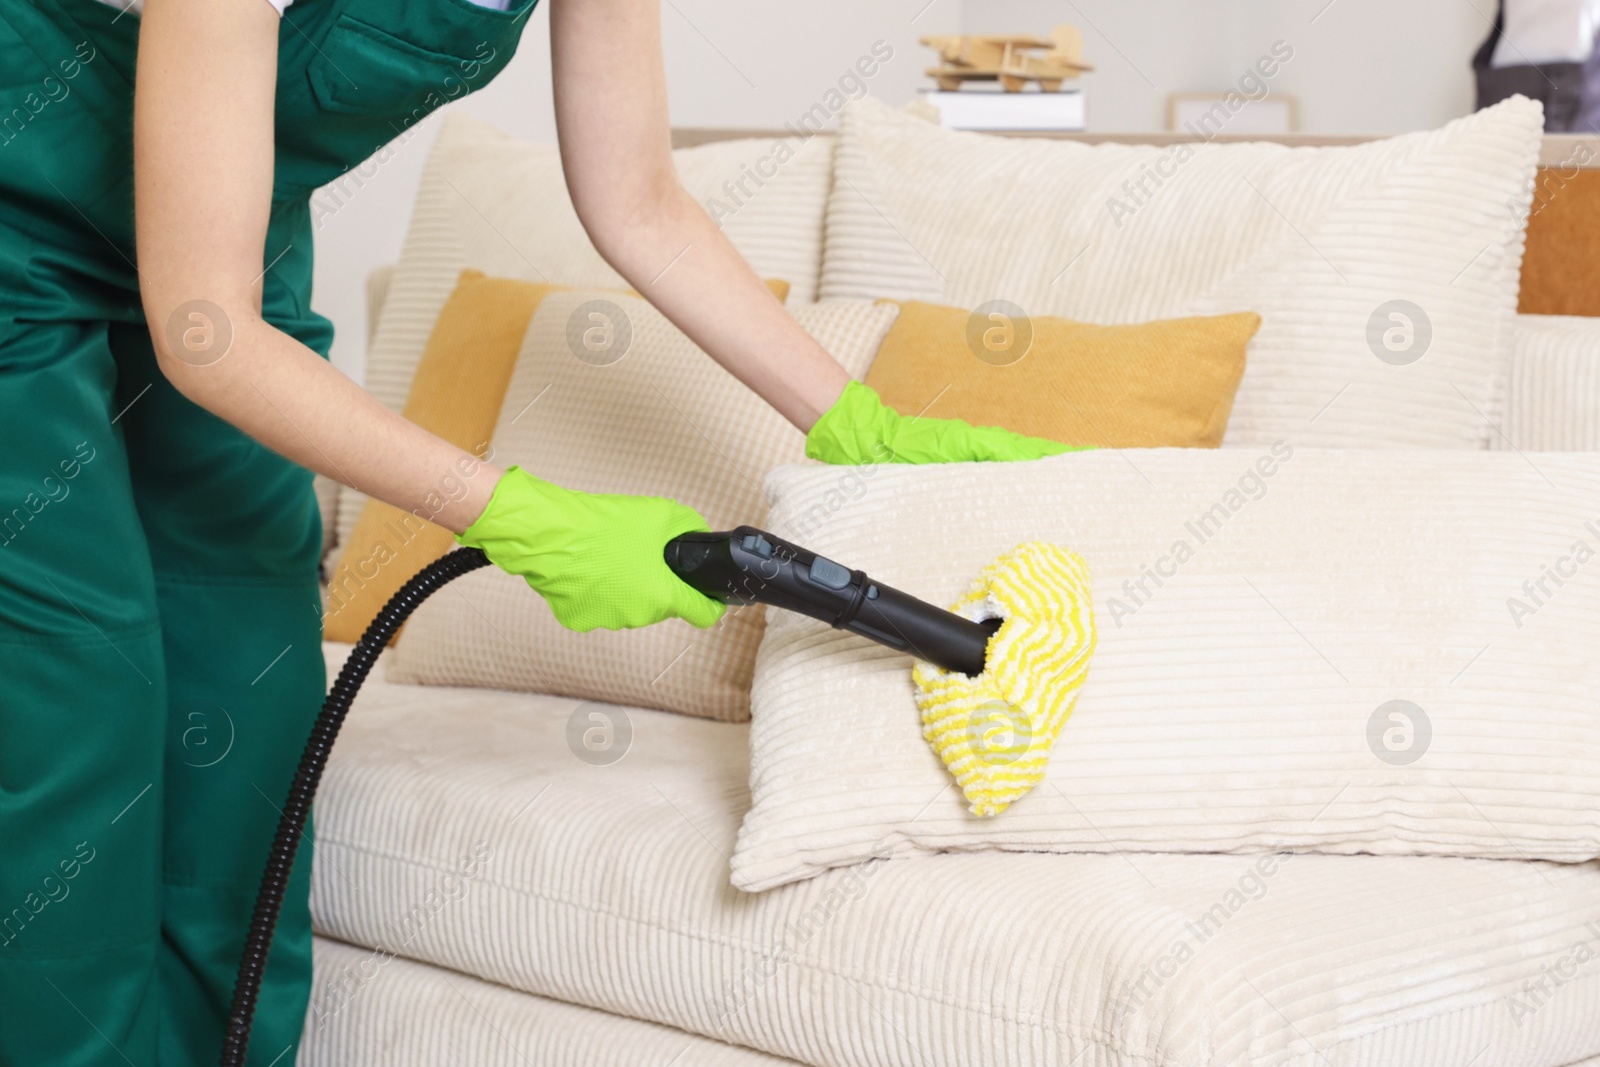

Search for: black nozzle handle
xmin=665 ymin=527 xmax=996 ymax=677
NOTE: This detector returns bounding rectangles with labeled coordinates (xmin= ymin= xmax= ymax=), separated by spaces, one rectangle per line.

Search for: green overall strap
xmin=265 ymin=0 xmax=537 ymax=349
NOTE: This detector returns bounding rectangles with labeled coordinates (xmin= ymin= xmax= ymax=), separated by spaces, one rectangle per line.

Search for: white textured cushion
xmin=1498 ymin=314 xmax=1600 ymax=451
xmin=304 ymin=938 xmax=799 ymax=1066
xmin=820 ymin=96 xmax=1543 ymax=450
xmin=311 ymin=644 xmax=1600 ymax=1067
xmin=386 ymin=292 xmax=898 ymax=721
xmin=339 ymin=113 xmax=835 ymax=546
xmin=733 ymin=449 xmax=1600 ymax=891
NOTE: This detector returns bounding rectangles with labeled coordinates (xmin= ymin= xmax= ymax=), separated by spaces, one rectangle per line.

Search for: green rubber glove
xmin=804 ymin=381 xmax=1090 ymax=465
xmin=458 ymin=467 xmax=726 ymax=632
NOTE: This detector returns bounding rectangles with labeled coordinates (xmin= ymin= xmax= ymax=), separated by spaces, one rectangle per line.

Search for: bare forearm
xmin=134 ymin=0 xmax=498 ymax=534
xmin=550 ymin=0 xmax=849 ymax=433
xmin=152 ymin=315 xmax=499 ymax=533
xmin=590 ymin=186 xmax=849 ymax=430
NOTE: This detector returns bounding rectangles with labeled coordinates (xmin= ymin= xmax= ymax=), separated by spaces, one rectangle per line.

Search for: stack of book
xmin=918 ymin=88 xmax=1086 ymax=132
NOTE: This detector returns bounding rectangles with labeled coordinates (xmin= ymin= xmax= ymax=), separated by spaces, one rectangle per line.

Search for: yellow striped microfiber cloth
xmin=912 ymin=542 xmax=1097 ymax=817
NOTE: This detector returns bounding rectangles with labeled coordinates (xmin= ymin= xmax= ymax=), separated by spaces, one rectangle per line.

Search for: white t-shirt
xmin=101 ymin=0 xmax=512 ymax=16
xmin=97 ymin=0 xmax=292 ymax=14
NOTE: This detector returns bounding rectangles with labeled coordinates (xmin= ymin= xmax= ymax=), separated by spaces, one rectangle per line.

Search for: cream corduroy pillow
xmin=1497 ymin=314 xmax=1600 ymax=451
xmin=820 ymin=96 xmax=1544 ymax=450
xmin=387 ymin=292 xmax=900 ymax=721
xmin=732 ymin=449 xmax=1600 ymax=891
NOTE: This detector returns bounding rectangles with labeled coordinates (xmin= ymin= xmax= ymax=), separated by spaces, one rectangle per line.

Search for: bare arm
xmin=549 ymin=0 xmax=851 ymax=431
xmin=134 ymin=0 xmax=500 ymax=533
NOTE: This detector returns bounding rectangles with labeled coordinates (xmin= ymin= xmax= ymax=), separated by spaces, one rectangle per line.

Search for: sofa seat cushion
xmin=303 ymin=936 xmax=802 ymax=1066
xmin=311 ymin=643 xmax=1600 ymax=1067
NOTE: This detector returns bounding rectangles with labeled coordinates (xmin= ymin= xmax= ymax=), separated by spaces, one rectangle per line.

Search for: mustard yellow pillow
xmin=863 ymin=301 xmax=1260 ymax=449
xmin=323 ymin=271 xmax=793 ymax=643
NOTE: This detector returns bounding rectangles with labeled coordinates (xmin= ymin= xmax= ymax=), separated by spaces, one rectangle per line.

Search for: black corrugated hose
xmin=220 ymin=547 xmax=492 ymax=1067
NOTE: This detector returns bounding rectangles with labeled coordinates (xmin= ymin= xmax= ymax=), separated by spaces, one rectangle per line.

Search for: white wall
xmin=965 ymin=0 xmax=1485 ymax=133
xmin=311 ymin=0 xmax=1491 ymax=380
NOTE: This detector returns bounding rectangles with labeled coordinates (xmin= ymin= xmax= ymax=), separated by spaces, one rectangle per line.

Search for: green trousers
xmin=0 ymin=315 xmax=327 ymax=1065
xmin=0 ymin=322 xmax=326 ymax=1064
xmin=0 ymin=0 xmax=532 ymax=1062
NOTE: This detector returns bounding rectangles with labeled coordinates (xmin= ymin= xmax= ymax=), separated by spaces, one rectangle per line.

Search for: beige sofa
xmin=300 ymin=113 xmax=1600 ymax=1067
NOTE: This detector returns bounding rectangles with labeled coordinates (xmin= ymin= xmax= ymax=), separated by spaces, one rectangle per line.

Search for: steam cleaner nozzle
xmin=665 ymin=526 xmax=997 ymax=677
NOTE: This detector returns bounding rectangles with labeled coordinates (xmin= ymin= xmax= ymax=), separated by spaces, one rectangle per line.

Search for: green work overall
xmin=0 ymin=1 xmax=532 ymax=1062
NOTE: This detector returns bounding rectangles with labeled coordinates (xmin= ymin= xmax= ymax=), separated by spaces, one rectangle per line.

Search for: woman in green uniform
xmin=0 ymin=0 xmax=1070 ymax=1062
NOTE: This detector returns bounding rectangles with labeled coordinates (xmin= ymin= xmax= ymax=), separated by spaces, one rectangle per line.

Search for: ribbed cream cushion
xmin=311 ymin=645 xmax=1600 ymax=1067
xmin=304 ymin=938 xmax=800 ymax=1066
xmin=386 ymin=292 xmax=899 ymax=721
xmin=733 ymin=449 xmax=1600 ymax=891
xmin=820 ymin=96 xmax=1543 ymax=451
xmin=1498 ymin=315 xmax=1600 ymax=451
xmin=339 ymin=113 xmax=835 ymax=546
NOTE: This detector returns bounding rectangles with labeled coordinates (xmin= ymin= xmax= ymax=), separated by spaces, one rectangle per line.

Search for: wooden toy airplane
xmin=922 ymin=24 xmax=1093 ymax=92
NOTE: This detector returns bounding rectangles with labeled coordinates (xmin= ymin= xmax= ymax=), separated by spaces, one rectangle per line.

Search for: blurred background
xmin=311 ymin=0 xmax=1586 ymax=379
